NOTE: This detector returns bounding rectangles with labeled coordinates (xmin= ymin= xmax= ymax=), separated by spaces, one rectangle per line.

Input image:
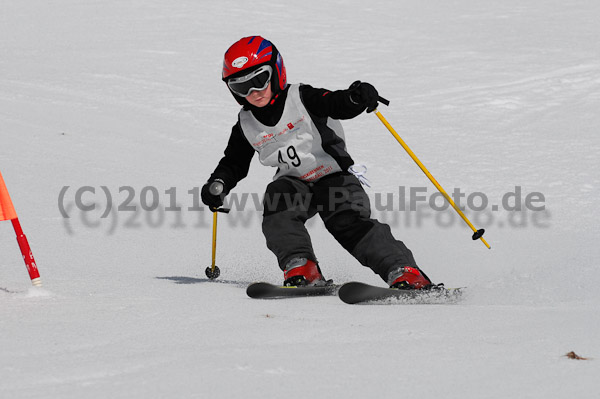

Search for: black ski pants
xmin=261 ymin=172 xmax=418 ymax=282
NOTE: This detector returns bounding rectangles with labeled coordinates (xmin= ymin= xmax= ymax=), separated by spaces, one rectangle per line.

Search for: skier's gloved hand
xmin=348 ymin=81 xmax=380 ymax=113
xmin=201 ymin=178 xmax=227 ymax=210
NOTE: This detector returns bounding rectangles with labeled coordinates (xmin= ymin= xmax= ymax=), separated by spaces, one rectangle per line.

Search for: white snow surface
xmin=1 ymin=1 xmax=599 ymax=398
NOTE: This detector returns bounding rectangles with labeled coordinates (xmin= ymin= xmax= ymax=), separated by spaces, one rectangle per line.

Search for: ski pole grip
xmin=378 ymin=96 xmax=390 ymax=106
xmin=210 ymin=206 xmax=230 ymax=213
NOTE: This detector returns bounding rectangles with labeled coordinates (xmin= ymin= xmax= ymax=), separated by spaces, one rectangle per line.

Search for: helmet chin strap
xmin=269 ymin=93 xmax=280 ymax=106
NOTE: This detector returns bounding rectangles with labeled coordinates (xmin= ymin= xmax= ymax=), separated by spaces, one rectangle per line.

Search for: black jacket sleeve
xmin=208 ymin=121 xmax=255 ymax=191
xmin=299 ymin=84 xmax=366 ymax=120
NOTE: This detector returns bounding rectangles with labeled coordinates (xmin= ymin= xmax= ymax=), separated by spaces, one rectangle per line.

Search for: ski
xmin=246 ymin=282 xmax=338 ymax=299
xmin=338 ymin=281 xmax=463 ymax=304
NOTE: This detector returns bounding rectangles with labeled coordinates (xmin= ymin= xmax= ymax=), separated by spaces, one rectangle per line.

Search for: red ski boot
xmin=283 ymin=258 xmax=326 ymax=286
xmin=388 ymin=266 xmax=432 ymax=290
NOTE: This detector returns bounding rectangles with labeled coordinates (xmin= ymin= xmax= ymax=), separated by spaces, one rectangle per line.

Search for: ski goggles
xmin=227 ymin=65 xmax=272 ymax=97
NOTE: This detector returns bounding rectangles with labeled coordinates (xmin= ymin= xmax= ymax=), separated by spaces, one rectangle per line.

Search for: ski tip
xmin=246 ymin=282 xmax=271 ymax=298
xmin=338 ymin=282 xmax=369 ymax=304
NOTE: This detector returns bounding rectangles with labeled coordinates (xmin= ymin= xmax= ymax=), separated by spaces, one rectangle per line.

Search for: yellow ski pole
xmin=373 ymin=97 xmax=490 ymax=249
xmin=205 ymin=206 xmax=230 ymax=279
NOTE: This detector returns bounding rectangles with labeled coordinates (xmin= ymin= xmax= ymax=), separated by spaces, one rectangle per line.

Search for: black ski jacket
xmin=208 ymin=84 xmax=365 ymax=191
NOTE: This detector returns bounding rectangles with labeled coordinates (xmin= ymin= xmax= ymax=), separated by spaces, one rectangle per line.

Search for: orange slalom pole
xmin=0 ymin=171 xmax=42 ymax=286
xmin=11 ymin=218 xmax=42 ymax=286
xmin=0 ymin=171 xmax=18 ymax=221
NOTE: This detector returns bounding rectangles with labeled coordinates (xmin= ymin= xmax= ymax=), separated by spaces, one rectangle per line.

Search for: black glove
xmin=348 ymin=81 xmax=379 ymax=113
xmin=201 ymin=178 xmax=227 ymax=210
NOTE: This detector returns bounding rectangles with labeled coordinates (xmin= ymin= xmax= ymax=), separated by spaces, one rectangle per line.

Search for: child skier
xmin=201 ymin=35 xmax=433 ymax=289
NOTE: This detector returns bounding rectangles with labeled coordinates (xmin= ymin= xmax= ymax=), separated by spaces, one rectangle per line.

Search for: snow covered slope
xmin=1 ymin=1 xmax=599 ymax=398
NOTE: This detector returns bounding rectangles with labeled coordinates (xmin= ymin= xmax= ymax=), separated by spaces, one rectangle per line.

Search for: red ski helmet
xmin=222 ymin=36 xmax=287 ymax=105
